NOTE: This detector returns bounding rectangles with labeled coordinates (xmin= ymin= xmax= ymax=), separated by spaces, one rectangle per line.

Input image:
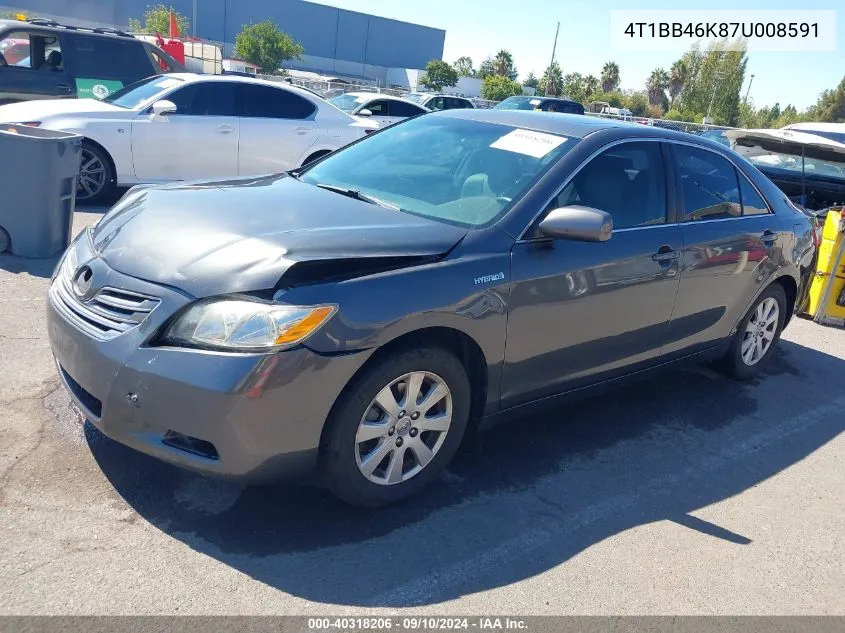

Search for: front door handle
xmin=292 ymin=126 xmax=311 ymax=135
xmin=760 ymin=230 xmax=777 ymax=246
xmin=216 ymin=125 xmax=235 ymax=134
xmin=652 ymin=246 xmax=680 ymax=262
xmin=55 ymin=83 xmax=72 ymax=94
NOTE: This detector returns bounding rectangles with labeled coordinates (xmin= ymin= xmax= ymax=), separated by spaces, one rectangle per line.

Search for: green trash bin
xmin=0 ymin=124 xmax=82 ymax=258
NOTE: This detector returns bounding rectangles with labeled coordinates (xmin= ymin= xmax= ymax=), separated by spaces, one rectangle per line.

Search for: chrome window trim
xmin=518 ymin=136 xmax=774 ymax=242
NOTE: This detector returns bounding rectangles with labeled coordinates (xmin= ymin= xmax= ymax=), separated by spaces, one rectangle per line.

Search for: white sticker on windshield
xmin=490 ymin=129 xmax=566 ymax=158
xmin=529 ymin=99 xmax=542 ymax=105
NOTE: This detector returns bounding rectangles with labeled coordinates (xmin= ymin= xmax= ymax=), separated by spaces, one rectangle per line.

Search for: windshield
xmin=328 ymin=93 xmax=365 ymax=113
xmin=405 ymin=93 xmax=428 ymax=104
xmin=494 ymin=96 xmax=543 ymax=111
xmin=747 ymin=150 xmax=845 ymax=179
xmin=300 ymin=115 xmax=576 ymax=228
xmin=103 ymin=75 xmax=184 ymax=109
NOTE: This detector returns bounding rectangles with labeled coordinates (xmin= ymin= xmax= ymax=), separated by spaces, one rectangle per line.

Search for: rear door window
xmin=364 ymin=99 xmax=390 ymax=116
xmin=427 ymin=96 xmax=446 ymax=111
xmin=673 ymin=145 xmax=742 ymax=221
xmin=235 ymin=83 xmax=316 ymax=119
xmin=388 ymin=100 xmax=425 ymax=117
xmin=68 ymin=35 xmax=153 ymax=83
xmin=0 ymin=31 xmax=62 ymax=71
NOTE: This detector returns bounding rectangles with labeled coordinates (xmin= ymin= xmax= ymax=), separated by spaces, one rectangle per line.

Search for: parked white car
xmin=328 ymin=92 xmax=429 ymax=128
xmin=0 ymin=73 xmax=378 ymax=203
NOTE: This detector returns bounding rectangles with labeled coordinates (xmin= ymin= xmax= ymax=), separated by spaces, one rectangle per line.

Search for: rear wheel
xmin=322 ymin=347 xmax=471 ymax=507
xmin=76 ymin=142 xmax=116 ymax=205
xmin=721 ymin=284 xmax=787 ymax=380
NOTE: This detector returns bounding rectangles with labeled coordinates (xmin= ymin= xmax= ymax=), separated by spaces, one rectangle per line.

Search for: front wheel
xmin=321 ymin=347 xmax=471 ymax=507
xmin=721 ymin=284 xmax=787 ymax=380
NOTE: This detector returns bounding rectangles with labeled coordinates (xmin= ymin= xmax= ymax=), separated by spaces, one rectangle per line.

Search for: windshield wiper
xmin=313 ymin=183 xmax=400 ymax=210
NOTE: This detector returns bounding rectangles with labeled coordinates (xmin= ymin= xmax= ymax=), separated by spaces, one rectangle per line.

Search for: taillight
xmin=812 ymin=224 xmax=822 ymax=248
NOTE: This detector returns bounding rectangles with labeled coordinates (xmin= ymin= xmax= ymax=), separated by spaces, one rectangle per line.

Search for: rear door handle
xmin=292 ymin=126 xmax=311 ymax=135
xmin=652 ymin=247 xmax=680 ymax=262
xmin=216 ymin=125 xmax=235 ymax=134
xmin=760 ymin=230 xmax=777 ymax=246
xmin=55 ymin=83 xmax=72 ymax=94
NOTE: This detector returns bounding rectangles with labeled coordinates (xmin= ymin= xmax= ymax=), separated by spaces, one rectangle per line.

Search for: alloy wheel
xmin=354 ymin=371 xmax=453 ymax=485
xmin=741 ymin=297 xmax=779 ymax=366
xmin=77 ymin=149 xmax=107 ymax=201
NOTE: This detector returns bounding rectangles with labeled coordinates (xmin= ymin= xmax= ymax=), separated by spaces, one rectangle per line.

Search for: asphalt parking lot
xmin=1 ymin=207 xmax=843 ymax=615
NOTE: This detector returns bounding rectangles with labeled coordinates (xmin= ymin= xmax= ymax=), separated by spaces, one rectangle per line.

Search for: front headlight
xmin=162 ymin=299 xmax=336 ymax=352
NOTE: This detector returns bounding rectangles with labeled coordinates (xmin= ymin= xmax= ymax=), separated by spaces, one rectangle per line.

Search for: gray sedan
xmin=47 ymin=110 xmax=815 ymax=507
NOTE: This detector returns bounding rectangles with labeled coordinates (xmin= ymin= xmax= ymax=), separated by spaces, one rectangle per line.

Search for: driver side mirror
xmin=357 ymin=108 xmax=373 ymax=117
xmin=150 ymin=99 xmax=176 ymax=119
xmin=537 ymin=206 xmax=613 ymax=242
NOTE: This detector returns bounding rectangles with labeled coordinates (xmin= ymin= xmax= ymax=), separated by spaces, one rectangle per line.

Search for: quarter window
xmin=388 ymin=100 xmax=425 ymax=117
xmin=674 ymin=145 xmax=742 ymax=221
xmin=738 ymin=173 xmax=770 ymax=216
xmin=551 ymin=142 xmax=667 ymax=230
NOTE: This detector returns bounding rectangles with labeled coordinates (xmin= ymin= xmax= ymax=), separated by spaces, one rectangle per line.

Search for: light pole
xmin=744 ymin=74 xmax=755 ymax=104
xmin=545 ymin=21 xmax=560 ymax=96
xmin=706 ymin=70 xmax=725 ymax=121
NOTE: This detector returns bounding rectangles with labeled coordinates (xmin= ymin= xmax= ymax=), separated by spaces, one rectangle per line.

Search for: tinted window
xmin=388 ymin=100 xmax=425 ymax=117
xmin=301 ymin=116 xmax=576 ymax=229
xmin=674 ymin=145 xmax=741 ymax=221
xmin=236 ymin=84 xmax=315 ymax=119
xmin=552 ymin=142 xmax=667 ymax=230
xmin=365 ymin=99 xmax=389 ymax=115
xmin=0 ymin=31 xmax=61 ymax=71
xmin=168 ymin=82 xmax=237 ymax=116
xmin=561 ymin=102 xmax=585 ymax=115
xmin=69 ymin=35 xmax=152 ymax=81
xmin=427 ymin=97 xmax=446 ymax=111
xmin=738 ymin=172 xmax=770 ymax=216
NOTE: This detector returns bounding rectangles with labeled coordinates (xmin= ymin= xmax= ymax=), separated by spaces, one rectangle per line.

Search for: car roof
xmin=505 ymin=95 xmax=581 ymax=105
xmin=342 ymin=92 xmax=427 ymax=106
xmin=0 ymin=18 xmax=134 ymax=40
xmin=785 ymin=122 xmax=845 ymax=131
xmin=432 ymin=108 xmax=717 ymax=142
xmin=168 ymin=72 xmax=322 ymax=99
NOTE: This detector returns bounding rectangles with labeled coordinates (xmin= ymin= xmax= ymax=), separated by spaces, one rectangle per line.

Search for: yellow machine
xmin=808 ymin=208 xmax=845 ymax=323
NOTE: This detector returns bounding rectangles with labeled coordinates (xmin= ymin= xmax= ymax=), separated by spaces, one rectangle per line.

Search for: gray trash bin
xmin=0 ymin=124 xmax=82 ymax=258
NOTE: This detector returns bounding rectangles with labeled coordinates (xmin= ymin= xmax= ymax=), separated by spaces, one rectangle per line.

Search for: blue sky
xmin=320 ymin=0 xmax=843 ymax=110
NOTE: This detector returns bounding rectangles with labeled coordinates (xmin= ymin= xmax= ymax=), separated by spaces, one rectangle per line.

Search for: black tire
xmin=302 ymin=150 xmax=331 ymax=166
xmin=721 ymin=283 xmax=787 ymax=380
xmin=77 ymin=141 xmax=116 ymax=206
xmin=322 ymin=346 xmax=471 ymax=507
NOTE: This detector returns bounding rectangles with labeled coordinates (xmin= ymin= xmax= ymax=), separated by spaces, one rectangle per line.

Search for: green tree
xmin=584 ymin=75 xmax=600 ymax=101
xmin=668 ymin=59 xmax=687 ymax=107
xmin=539 ymin=61 xmax=564 ymax=96
xmin=646 ymin=68 xmax=669 ymax=107
xmin=562 ymin=72 xmax=585 ymax=102
xmin=481 ymin=75 xmax=523 ymax=101
xmin=676 ymin=39 xmax=747 ymax=126
xmin=594 ymin=91 xmax=625 ymax=108
xmin=493 ymin=49 xmax=518 ymax=81
xmin=523 ymin=73 xmax=539 ymax=89
xmin=453 ymin=56 xmax=475 ymax=77
xmin=419 ymin=59 xmax=458 ymax=92
xmin=477 ymin=57 xmax=495 ymax=80
xmin=600 ymin=61 xmax=620 ymax=93
xmin=233 ymin=20 xmax=304 ymax=74
xmin=809 ymin=76 xmax=845 ymax=122
xmin=128 ymin=4 xmax=190 ymax=35
xmin=664 ymin=109 xmax=685 ymax=121
xmin=625 ymin=92 xmax=649 ymax=117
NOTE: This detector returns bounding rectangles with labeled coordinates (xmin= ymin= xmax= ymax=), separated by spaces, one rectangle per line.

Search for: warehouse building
xmin=2 ymin=0 xmax=446 ymax=86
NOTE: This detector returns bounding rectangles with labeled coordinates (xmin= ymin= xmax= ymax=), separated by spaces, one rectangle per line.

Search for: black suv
xmin=0 ymin=18 xmax=184 ymax=104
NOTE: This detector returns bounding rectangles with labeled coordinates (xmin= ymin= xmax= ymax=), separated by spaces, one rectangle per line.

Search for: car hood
xmin=727 ymin=128 xmax=845 ymax=163
xmin=89 ymin=174 xmax=468 ymax=297
xmin=0 ymin=98 xmax=126 ymax=123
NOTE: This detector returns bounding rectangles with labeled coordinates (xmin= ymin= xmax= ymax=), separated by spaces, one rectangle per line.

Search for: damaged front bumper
xmin=46 ymin=237 xmax=369 ymax=482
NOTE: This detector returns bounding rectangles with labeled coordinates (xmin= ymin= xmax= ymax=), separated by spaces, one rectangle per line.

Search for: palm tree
xmin=669 ymin=60 xmax=687 ymax=107
xmin=646 ymin=68 xmax=670 ymax=107
xmin=494 ymin=50 xmax=514 ymax=77
xmin=600 ymin=61 xmax=620 ymax=93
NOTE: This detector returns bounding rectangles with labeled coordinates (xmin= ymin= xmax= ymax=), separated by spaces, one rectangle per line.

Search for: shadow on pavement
xmin=87 ymin=338 xmax=845 ymax=607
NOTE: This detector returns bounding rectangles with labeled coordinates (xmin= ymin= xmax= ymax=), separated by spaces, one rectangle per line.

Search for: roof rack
xmin=25 ymin=18 xmax=132 ymax=38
